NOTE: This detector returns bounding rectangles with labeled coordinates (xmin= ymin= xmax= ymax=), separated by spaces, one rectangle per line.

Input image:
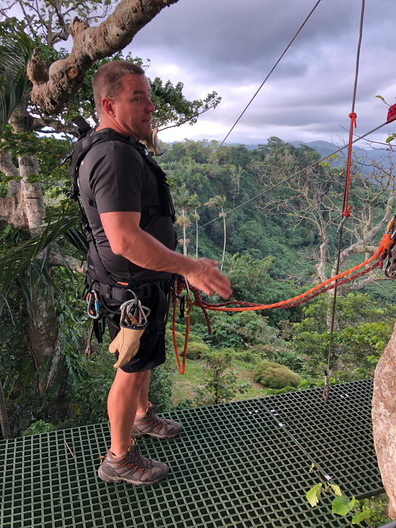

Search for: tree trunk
xmin=1 ymin=100 xmax=67 ymax=416
xmin=196 ymin=216 xmax=199 ymax=260
xmin=27 ymin=290 xmax=69 ymax=421
xmin=182 ymin=210 xmax=187 ymax=256
xmin=372 ymin=321 xmax=396 ymax=520
xmin=0 ymin=380 xmax=11 ymax=439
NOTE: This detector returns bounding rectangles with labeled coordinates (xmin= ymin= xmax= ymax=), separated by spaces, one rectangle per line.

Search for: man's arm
xmin=100 ymin=210 xmax=232 ymax=299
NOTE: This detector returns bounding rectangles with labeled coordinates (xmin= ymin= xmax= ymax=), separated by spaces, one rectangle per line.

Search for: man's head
xmin=93 ymin=60 xmax=155 ymax=140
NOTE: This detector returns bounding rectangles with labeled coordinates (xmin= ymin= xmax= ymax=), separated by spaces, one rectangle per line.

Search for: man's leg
xmin=136 ymin=369 xmax=151 ymax=417
xmin=107 ymin=367 xmax=151 ymax=456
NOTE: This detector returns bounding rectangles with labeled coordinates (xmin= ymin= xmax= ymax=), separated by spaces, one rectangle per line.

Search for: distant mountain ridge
xmin=164 ymin=139 xmax=391 ymax=175
xmin=227 ymin=140 xmax=389 ymax=175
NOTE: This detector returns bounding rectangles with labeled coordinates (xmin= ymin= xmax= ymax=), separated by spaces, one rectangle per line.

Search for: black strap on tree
xmin=323 ymin=0 xmax=365 ymax=402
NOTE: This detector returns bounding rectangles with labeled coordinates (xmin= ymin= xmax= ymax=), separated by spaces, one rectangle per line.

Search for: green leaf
xmin=306 ymin=484 xmax=322 ymax=507
xmin=0 ymin=26 xmax=34 ymax=135
xmin=309 ymin=463 xmax=315 ymax=472
xmin=332 ymin=495 xmax=351 ymax=516
xmin=330 ymin=484 xmax=342 ymax=497
xmin=0 ymin=212 xmax=80 ymax=295
xmin=352 ymin=510 xmax=370 ymax=524
xmin=349 ymin=497 xmax=356 ymax=509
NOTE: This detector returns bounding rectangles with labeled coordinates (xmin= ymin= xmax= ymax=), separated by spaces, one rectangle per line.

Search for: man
xmin=78 ymin=61 xmax=232 ymax=486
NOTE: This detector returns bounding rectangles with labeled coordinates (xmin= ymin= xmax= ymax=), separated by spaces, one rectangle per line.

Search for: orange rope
xmin=171 ymin=233 xmax=393 ymax=373
xmin=193 ymin=233 xmax=393 ymax=314
xmin=172 ymin=291 xmax=190 ymax=375
xmin=342 ymin=111 xmax=357 ymax=219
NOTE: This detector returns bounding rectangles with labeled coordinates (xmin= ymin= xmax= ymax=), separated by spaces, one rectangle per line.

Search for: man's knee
xmin=114 ymin=367 xmax=150 ymax=389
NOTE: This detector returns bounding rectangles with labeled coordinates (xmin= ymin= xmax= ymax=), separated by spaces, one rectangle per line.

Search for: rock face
xmin=372 ymin=322 xmax=396 ymax=519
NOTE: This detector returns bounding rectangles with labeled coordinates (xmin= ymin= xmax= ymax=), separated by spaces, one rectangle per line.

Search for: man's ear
xmin=101 ymin=97 xmax=116 ymax=118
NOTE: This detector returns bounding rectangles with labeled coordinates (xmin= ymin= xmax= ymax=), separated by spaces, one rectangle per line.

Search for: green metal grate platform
xmin=0 ymin=379 xmax=383 ymax=528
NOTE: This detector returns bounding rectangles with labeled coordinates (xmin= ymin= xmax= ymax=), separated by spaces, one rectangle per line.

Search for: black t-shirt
xmin=78 ymin=131 xmax=175 ymax=282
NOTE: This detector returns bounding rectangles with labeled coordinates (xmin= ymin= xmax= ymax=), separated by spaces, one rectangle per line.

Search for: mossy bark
xmin=373 ymin=322 xmax=396 ymax=519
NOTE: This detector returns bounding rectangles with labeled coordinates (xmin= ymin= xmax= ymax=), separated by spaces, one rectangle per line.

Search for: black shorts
xmin=107 ymin=287 xmax=167 ymax=373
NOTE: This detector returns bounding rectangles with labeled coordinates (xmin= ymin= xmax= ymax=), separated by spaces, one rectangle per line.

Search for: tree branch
xmin=27 ymin=0 xmax=180 ymax=114
xmin=49 ymin=251 xmax=86 ymax=274
xmin=31 ymin=117 xmax=78 ymax=136
xmin=338 ymin=270 xmax=389 ymax=295
xmin=0 ymin=149 xmax=20 ymax=198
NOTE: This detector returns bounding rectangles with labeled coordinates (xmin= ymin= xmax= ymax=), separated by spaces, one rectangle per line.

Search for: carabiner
xmin=87 ymin=291 xmax=101 ymax=320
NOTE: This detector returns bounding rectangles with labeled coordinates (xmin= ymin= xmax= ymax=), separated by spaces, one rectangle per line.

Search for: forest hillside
xmin=2 ymin=135 xmax=396 ymax=439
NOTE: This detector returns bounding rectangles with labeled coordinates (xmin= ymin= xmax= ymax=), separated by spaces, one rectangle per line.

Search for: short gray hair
xmin=92 ymin=60 xmax=145 ymax=114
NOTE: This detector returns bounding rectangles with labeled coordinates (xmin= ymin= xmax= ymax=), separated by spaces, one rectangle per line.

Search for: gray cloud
xmin=128 ymin=0 xmax=396 ymax=145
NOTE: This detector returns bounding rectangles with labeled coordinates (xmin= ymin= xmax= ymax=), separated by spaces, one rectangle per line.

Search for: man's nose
xmin=147 ymin=100 xmax=155 ymax=113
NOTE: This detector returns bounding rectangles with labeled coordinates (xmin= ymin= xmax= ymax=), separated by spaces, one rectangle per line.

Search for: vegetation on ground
xmin=253 ymin=359 xmax=301 ymax=389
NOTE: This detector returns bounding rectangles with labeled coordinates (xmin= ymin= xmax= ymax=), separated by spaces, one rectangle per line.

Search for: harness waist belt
xmin=93 ymin=280 xmax=169 ymax=304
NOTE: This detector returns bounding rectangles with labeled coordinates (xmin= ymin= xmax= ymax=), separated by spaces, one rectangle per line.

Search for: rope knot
xmin=349 ymin=112 xmax=357 ymax=127
xmin=342 ymin=206 xmax=352 ymax=218
xmin=380 ymin=233 xmax=394 ymax=250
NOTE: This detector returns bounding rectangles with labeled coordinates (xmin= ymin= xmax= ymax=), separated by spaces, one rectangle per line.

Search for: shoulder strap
xmin=70 ymin=128 xmax=175 ymax=222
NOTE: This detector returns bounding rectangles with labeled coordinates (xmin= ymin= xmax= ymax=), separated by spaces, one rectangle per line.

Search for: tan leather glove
xmin=109 ymin=327 xmax=145 ymax=369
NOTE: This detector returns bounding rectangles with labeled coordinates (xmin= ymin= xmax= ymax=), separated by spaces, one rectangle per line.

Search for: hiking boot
xmin=98 ymin=441 xmax=168 ymax=486
xmin=132 ymin=402 xmax=182 ymax=439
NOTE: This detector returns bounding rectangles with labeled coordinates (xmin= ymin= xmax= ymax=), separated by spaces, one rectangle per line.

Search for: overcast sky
xmin=122 ymin=0 xmax=396 ymax=147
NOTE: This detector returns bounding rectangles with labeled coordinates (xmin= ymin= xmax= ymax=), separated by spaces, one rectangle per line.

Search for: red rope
xmin=343 ymin=112 xmax=357 ymax=219
xmin=171 ymin=290 xmax=190 ymax=375
xmin=172 ymin=233 xmax=393 ymax=372
xmin=192 ymin=233 xmax=392 ymax=315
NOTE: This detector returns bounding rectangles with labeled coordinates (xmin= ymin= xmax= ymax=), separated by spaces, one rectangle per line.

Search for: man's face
xmin=110 ymin=74 xmax=155 ymax=140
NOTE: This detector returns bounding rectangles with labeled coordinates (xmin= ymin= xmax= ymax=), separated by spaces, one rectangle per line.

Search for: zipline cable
xmin=324 ymin=0 xmax=366 ymax=403
xmin=212 ymin=0 xmax=323 ymax=155
xmin=193 ymin=0 xmax=323 ymax=179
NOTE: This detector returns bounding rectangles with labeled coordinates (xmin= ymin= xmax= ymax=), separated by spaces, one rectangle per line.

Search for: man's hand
xmin=184 ymin=258 xmax=232 ymax=299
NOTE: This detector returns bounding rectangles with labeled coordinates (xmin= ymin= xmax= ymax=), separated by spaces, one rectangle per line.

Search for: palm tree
xmin=0 ymin=26 xmax=33 ymax=135
xmin=205 ymin=195 xmax=227 ymax=271
xmin=173 ymin=183 xmax=200 ymax=256
xmin=192 ymin=209 xmax=200 ymax=259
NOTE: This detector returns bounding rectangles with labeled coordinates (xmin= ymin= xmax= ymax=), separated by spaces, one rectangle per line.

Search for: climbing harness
xmin=63 ymin=116 xmax=175 ymax=356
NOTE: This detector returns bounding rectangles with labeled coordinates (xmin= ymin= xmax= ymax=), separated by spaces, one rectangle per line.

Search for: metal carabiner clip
xmin=120 ymin=292 xmax=151 ymax=329
xmin=181 ymin=276 xmax=193 ymax=317
xmin=87 ymin=290 xmax=101 ymax=320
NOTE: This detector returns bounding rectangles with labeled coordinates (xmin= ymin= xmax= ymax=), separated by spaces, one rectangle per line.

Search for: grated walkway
xmin=0 ymin=379 xmax=383 ymax=528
